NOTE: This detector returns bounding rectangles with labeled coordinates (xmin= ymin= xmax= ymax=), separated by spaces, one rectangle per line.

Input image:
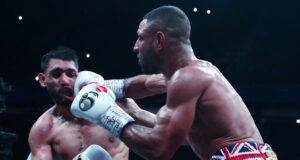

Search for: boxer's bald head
xmin=41 ymin=46 xmax=79 ymax=73
xmin=134 ymin=6 xmax=192 ymax=74
xmin=143 ymin=5 xmax=191 ymax=44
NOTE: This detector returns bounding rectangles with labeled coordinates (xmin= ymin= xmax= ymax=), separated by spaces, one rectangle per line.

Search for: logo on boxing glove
xmin=79 ymin=91 xmax=98 ymax=111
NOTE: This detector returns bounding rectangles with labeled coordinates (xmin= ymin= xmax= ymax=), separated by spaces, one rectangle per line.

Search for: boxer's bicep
xmin=29 ymin=115 xmax=53 ymax=160
xmin=125 ymin=74 xmax=166 ymax=99
xmin=161 ymin=95 xmax=198 ymax=153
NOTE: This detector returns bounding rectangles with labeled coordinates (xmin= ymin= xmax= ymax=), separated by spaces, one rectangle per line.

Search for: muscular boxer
xmin=28 ymin=46 xmax=129 ymax=160
xmin=71 ymin=6 xmax=278 ymax=160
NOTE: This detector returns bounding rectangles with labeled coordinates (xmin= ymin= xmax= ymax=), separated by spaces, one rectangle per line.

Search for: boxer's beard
xmin=48 ymin=89 xmax=72 ymax=106
xmin=140 ymin=45 xmax=159 ymax=74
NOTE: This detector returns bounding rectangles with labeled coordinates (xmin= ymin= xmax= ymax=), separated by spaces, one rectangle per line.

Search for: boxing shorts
xmin=210 ymin=142 xmax=278 ymax=160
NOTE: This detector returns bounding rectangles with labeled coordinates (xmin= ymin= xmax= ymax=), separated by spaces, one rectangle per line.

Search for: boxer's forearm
xmin=132 ymin=110 xmax=156 ymax=128
xmin=117 ymin=98 xmax=155 ymax=128
xmin=125 ymin=74 xmax=166 ymax=99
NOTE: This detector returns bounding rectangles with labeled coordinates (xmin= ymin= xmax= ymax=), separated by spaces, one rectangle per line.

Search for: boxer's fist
xmin=72 ymin=144 xmax=112 ymax=160
xmin=72 ymin=83 xmax=116 ymax=122
xmin=71 ymin=83 xmax=135 ymax=138
xmin=74 ymin=71 xmax=104 ymax=95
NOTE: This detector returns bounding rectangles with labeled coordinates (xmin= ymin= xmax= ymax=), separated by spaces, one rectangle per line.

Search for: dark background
xmin=0 ymin=0 xmax=299 ymax=159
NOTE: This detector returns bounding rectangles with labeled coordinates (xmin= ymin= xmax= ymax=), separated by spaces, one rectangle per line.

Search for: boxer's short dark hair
xmin=41 ymin=46 xmax=79 ymax=73
xmin=143 ymin=5 xmax=191 ymax=40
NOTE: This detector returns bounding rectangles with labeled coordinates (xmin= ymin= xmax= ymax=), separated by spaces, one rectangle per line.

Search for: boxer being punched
xmin=71 ymin=6 xmax=278 ymax=160
xmin=28 ymin=46 xmax=129 ymax=160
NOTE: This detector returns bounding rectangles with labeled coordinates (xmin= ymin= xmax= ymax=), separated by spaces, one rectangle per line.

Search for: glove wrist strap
xmin=103 ymin=80 xmax=126 ymax=99
xmin=98 ymin=104 xmax=135 ymax=138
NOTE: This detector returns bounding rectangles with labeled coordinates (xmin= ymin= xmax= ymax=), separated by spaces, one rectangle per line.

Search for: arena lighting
xmin=193 ymin=8 xmax=198 ymax=12
xmin=18 ymin=16 xmax=22 ymax=20
xmin=296 ymin=119 xmax=300 ymax=124
xmin=35 ymin=76 xmax=39 ymax=81
xmin=206 ymin=9 xmax=211 ymax=14
xmin=86 ymin=53 xmax=91 ymax=58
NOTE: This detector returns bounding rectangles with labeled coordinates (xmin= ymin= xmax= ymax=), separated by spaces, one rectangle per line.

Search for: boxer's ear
xmin=154 ymin=31 xmax=166 ymax=51
xmin=38 ymin=73 xmax=46 ymax=88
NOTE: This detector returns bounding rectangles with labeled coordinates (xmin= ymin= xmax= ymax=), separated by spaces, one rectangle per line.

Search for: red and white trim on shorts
xmin=210 ymin=142 xmax=277 ymax=160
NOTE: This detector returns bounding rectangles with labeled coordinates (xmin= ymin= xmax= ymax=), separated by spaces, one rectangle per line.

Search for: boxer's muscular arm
xmin=125 ymin=74 xmax=166 ymax=99
xmin=117 ymin=98 xmax=156 ymax=128
xmin=122 ymin=68 xmax=212 ymax=160
xmin=29 ymin=115 xmax=53 ymax=160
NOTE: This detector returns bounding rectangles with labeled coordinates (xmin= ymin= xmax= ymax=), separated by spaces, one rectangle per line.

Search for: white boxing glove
xmin=71 ymin=83 xmax=135 ymax=139
xmin=27 ymin=152 xmax=31 ymax=160
xmin=72 ymin=144 xmax=112 ymax=160
xmin=103 ymin=79 xmax=126 ymax=99
xmin=74 ymin=71 xmax=104 ymax=95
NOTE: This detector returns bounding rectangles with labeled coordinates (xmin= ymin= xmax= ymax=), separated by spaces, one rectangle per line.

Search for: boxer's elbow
xmin=147 ymin=131 xmax=186 ymax=159
xmin=123 ymin=125 xmax=174 ymax=160
xmin=143 ymin=138 xmax=174 ymax=160
xmin=146 ymin=150 xmax=173 ymax=160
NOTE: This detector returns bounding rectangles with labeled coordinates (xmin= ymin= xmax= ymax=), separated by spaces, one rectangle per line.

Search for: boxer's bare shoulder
xmin=30 ymin=107 xmax=55 ymax=139
xmin=29 ymin=112 xmax=54 ymax=153
xmin=167 ymin=61 xmax=214 ymax=98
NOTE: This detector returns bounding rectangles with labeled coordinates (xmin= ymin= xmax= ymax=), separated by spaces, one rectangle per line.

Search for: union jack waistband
xmin=210 ymin=142 xmax=278 ymax=160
